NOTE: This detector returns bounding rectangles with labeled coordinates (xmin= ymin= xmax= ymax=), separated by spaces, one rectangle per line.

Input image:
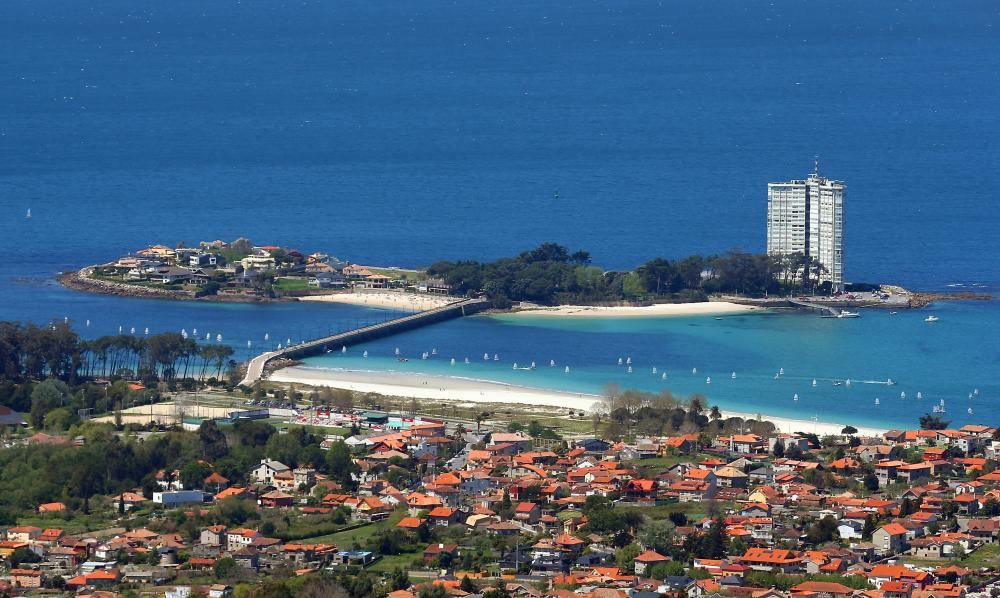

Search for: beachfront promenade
xmin=239 ymin=297 xmax=490 ymax=387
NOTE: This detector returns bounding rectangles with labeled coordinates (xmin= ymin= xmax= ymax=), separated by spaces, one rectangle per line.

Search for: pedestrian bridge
xmin=239 ymin=297 xmax=490 ymax=387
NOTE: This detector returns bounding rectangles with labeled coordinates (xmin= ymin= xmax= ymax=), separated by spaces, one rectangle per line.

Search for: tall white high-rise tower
xmin=767 ymin=161 xmax=845 ymax=291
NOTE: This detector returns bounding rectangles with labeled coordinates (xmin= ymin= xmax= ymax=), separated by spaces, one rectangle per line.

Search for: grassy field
xmin=17 ymin=512 xmax=116 ymax=535
xmin=274 ymin=277 xmax=311 ymax=291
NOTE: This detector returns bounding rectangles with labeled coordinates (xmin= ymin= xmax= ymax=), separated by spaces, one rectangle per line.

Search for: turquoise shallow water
xmin=300 ymin=300 xmax=1000 ymax=430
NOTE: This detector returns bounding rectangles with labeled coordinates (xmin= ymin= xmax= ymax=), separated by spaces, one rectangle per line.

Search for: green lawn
xmin=368 ymin=552 xmax=421 ymax=573
xmin=958 ymin=543 xmax=1000 ymax=569
xmin=274 ymin=277 xmax=311 ymax=291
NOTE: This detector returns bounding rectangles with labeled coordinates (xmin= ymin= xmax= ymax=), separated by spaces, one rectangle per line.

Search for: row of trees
xmin=426 ymin=243 xmax=837 ymax=306
xmin=0 ymin=417 xmax=358 ymax=517
xmin=0 ymin=321 xmax=235 ymax=383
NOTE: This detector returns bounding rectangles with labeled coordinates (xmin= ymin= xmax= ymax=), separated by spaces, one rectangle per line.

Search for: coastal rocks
xmin=58 ymin=269 xmax=271 ymax=303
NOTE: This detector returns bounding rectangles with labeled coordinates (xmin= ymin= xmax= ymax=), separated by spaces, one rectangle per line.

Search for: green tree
xmin=30 ymin=379 xmax=70 ymax=428
xmin=637 ymin=519 xmax=676 ymax=554
xmin=324 ymin=441 xmax=358 ymax=490
xmin=616 ymin=544 xmax=641 ymax=574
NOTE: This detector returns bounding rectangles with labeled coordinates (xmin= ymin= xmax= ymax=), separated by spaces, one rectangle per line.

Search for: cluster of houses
xmin=95 ymin=240 xmax=451 ymax=296
xmin=3 ymin=417 xmax=1000 ymax=598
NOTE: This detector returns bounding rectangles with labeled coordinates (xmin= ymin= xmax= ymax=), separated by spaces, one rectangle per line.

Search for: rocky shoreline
xmin=58 ymin=269 xmax=287 ymax=303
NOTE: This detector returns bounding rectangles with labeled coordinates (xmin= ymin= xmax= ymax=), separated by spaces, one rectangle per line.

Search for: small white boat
xmin=483 ymin=353 xmax=489 ymax=361
xmin=626 ymin=357 xmax=632 ymax=365
xmin=837 ymin=310 xmax=860 ymax=318
xmin=875 ymin=398 xmax=880 ymax=405
xmin=550 ymin=359 xmax=556 ymax=367
xmin=692 ymin=367 xmax=698 ymax=374
xmin=530 ymin=361 xmax=536 ymax=369
xmin=627 ymin=366 xmax=633 ymax=374
xmin=431 ymin=348 xmax=437 ymax=355
xmin=705 ymin=376 xmax=711 ymax=384
xmin=341 ymin=346 xmax=347 ymax=353
xmin=833 ymin=380 xmax=843 ymax=386
xmin=464 ymin=357 xmax=470 ymax=364
xmin=564 ymin=366 xmax=570 ymax=373
xmin=779 ymin=368 xmax=785 ymax=376
xmin=916 ymin=391 xmax=922 ymax=400
xmin=450 ymin=358 xmax=456 ymax=366
xmin=363 ymin=350 xmax=368 ymax=358
xmin=661 ymin=372 xmax=667 ymax=380
xmin=774 ymin=373 xmax=780 ymax=380
xmin=618 ymin=358 xmax=623 ymax=366
xmin=731 ymin=371 xmax=736 ymax=379
xmin=512 ymin=363 xmax=518 ymax=369
xmin=493 ymin=354 xmax=499 ymax=361
xmin=900 ymin=391 xmax=906 ymax=399
xmin=968 ymin=407 xmax=973 ymax=415
xmin=812 ymin=379 xmax=817 ymax=387
xmin=25 ymin=208 xmax=31 ymax=219
xmin=652 ymin=367 xmax=657 ymax=374
xmin=925 ymin=315 xmax=939 ymax=322
xmin=793 ymin=393 xmax=798 ymax=401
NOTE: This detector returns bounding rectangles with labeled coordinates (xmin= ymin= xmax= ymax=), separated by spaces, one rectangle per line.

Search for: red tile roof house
xmin=513 ymin=501 xmax=542 ymax=524
xmin=738 ymin=548 xmax=803 ymax=574
xmin=426 ymin=507 xmax=462 ymax=527
xmin=872 ymin=523 xmax=909 ymax=556
xmin=633 ymin=549 xmax=670 ymax=575
xmin=423 ymin=542 xmax=459 ymax=563
xmin=36 ymin=502 xmax=67 ymax=514
xmin=10 ymin=569 xmax=43 ymax=589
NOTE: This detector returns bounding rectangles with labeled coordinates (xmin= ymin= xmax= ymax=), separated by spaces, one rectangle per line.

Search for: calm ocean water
xmin=1 ymin=0 xmax=998 ymax=428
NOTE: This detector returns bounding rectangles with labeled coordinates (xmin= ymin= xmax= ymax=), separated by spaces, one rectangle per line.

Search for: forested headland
xmin=427 ymin=243 xmax=847 ymax=307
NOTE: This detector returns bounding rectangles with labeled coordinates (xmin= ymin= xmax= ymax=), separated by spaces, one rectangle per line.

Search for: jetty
xmin=239 ymin=297 xmax=490 ymax=386
xmin=786 ymin=298 xmax=840 ymax=316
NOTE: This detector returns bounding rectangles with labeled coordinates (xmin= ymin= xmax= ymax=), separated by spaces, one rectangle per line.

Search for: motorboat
xmin=925 ymin=315 xmax=939 ymax=322
xmin=836 ymin=310 xmax=860 ymax=318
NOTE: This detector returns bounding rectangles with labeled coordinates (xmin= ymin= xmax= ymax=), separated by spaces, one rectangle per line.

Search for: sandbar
xmin=508 ymin=301 xmax=763 ymax=318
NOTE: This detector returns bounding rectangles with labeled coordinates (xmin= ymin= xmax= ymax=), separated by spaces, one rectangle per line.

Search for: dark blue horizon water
xmin=2 ymin=0 xmax=998 ymax=428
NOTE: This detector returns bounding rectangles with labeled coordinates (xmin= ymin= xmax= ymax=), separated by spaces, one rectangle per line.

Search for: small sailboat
xmin=626 ymin=357 xmax=632 ymax=365
xmin=431 ymin=348 xmax=437 ymax=355
xmin=530 ymin=361 xmax=536 ymax=369
xmin=973 ymin=388 xmax=979 ymax=396
xmin=793 ymin=393 xmax=799 ymax=401
xmin=216 ymin=334 xmax=222 ymax=342
xmin=363 ymin=350 xmax=368 ymax=358
xmin=464 ymin=357 xmax=470 ymax=364
xmin=483 ymin=353 xmax=489 ymax=361
xmin=85 ymin=319 xmax=90 ymax=327
xmin=812 ymin=379 xmax=817 ymax=387
xmin=652 ymin=367 xmax=658 ymax=374
xmin=731 ymin=371 xmax=736 ymax=379
xmin=450 ymin=358 xmax=455 ymax=366
xmin=341 ymin=346 xmax=347 ymax=353
xmin=875 ymin=397 xmax=880 ymax=406
xmin=968 ymin=407 xmax=974 ymax=415
xmin=564 ymin=366 xmax=570 ymax=373
xmin=144 ymin=327 xmax=150 ymax=335
xmin=395 ymin=347 xmax=400 ymax=355
xmin=192 ymin=328 xmax=198 ymax=336
xmin=618 ymin=357 xmax=623 ymax=366
xmin=900 ymin=391 xmax=906 ymax=399
xmin=627 ymin=366 xmax=633 ymax=374
xmin=247 ymin=340 xmax=252 ymax=348
xmin=692 ymin=367 xmax=698 ymax=374
xmin=779 ymin=367 xmax=785 ymax=376
xmin=512 ymin=362 xmax=518 ymax=370
xmin=661 ymin=372 xmax=667 ymax=380
xmin=25 ymin=208 xmax=31 ymax=219
xmin=706 ymin=376 xmax=711 ymax=384
xmin=550 ymin=359 xmax=556 ymax=367
xmin=422 ymin=352 xmax=428 ymax=360
xmin=493 ymin=354 xmax=499 ymax=361
xmin=845 ymin=379 xmax=852 ymax=387
xmin=119 ymin=325 xmax=123 ymax=334
xmin=916 ymin=391 xmax=923 ymax=400
xmin=264 ymin=333 xmax=269 ymax=341
xmin=774 ymin=373 xmax=780 ymax=380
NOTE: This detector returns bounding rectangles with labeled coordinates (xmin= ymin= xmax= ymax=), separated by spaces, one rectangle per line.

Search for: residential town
xmin=73 ymin=239 xmax=449 ymax=299
xmin=2 ymin=395 xmax=1000 ymax=598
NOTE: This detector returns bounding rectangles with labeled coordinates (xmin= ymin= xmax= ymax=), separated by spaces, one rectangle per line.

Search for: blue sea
xmin=1 ymin=0 xmax=998 ymax=429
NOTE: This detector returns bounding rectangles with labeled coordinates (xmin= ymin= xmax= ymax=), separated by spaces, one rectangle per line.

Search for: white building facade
xmin=767 ymin=167 xmax=845 ymax=292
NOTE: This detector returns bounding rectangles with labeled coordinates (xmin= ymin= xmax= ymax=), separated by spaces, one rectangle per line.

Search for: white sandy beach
xmin=509 ymin=301 xmax=763 ymax=318
xmin=269 ymin=366 xmax=886 ymax=437
xmin=299 ymin=291 xmax=457 ymax=311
